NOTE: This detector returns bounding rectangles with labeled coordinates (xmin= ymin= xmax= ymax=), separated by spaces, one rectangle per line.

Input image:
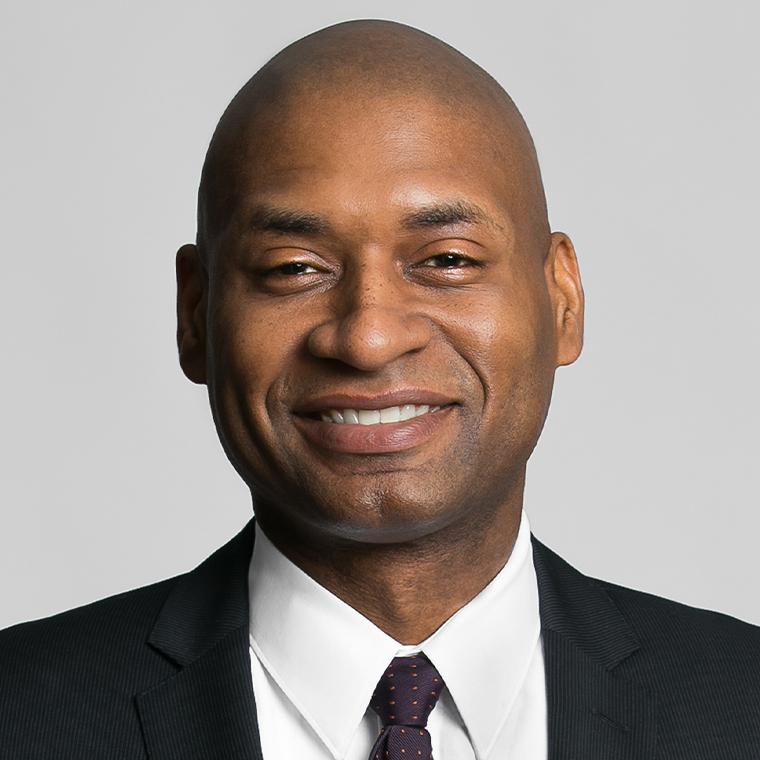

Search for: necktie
xmin=368 ymin=653 xmax=445 ymax=760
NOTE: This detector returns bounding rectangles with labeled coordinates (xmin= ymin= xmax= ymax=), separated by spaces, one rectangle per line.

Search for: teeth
xmin=399 ymin=404 xmax=416 ymax=421
xmin=357 ymin=409 xmax=381 ymax=425
xmin=379 ymin=406 xmax=401 ymax=423
xmin=319 ymin=404 xmax=442 ymax=424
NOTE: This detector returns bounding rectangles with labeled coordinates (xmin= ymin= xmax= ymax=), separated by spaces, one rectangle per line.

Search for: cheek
xmin=446 ymin=286 xmax=552 ymax=392
xmin=205 ymin=293 xmax=306 ymax=490
xmin=205 ymin=289 xmax=301 ymax=455
xmin=208 ymin=283 xmax=291 ymax=392
xmin=442 ymin=284 xmax=555 ymax=464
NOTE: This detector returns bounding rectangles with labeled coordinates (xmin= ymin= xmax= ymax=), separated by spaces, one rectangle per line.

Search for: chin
xmin=300 ymin=482 xmax=467 ymax=546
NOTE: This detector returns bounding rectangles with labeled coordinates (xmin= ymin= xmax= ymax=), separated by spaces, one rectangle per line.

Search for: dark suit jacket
xmin=1 ymin=520 xmax=759 ymax=759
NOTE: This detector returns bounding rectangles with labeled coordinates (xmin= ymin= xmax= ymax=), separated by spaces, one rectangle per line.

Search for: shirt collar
xmin=420 ymin=510 xmax=541 ymax=758
xmin=248 ymin=511 xmax=540 ymax=760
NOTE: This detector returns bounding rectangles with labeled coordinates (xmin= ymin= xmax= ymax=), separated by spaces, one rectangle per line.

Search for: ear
xmin=176 ymin=243 xmax=208 ymax=384
xmin=545 ymin=232 xmax=584 ymax=367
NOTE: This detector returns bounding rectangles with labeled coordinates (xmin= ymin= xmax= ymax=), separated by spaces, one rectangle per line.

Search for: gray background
xmin=1 ymin=1 xmax=758 ymax=630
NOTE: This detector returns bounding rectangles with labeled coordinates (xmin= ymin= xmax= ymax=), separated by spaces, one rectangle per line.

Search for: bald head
xmin=176 ymin=20 xmax=585 ymax=574
xmin=196 ymin=20 xmax=548 ymax=259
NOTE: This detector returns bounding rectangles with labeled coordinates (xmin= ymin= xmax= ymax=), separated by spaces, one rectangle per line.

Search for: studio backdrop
xmin=0 ymin=0 xmax=757 ymax=629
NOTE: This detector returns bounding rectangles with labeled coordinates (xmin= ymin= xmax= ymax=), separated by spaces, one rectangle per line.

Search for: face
xmin=177 ymin=90 xmax=583 ymax=546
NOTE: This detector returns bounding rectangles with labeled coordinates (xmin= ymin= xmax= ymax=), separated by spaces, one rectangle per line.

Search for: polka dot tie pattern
xmin=368 ymin=654 xmax=445 ymax=760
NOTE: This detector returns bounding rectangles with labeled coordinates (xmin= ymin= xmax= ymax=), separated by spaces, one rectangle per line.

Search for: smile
xmin=318 ymin=405 xmax=441 ymax=425
xmin=293 ymin=403 xmax=457 ymax=455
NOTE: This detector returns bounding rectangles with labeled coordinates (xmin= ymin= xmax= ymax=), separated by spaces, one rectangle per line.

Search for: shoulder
xmin=532 ymin=534 xmax=760 ymax=652
xmin=599 ymin=577 xmax=760 ymax=748
xmin=0 ymin=521 xmax=254 ymax=756
xmin=533 ymin=536 xmax=760 ymax=750
xmin=0 ymin=577 xmax=181 ymax=754
xmin=532 ymin=535 xmax=760 ymax=689
xmin=598 ymin=574 xmax=760 ymax=644
xmin=596 ymin=575 xmax=760 ymax=681
xmin=0 ymin=575 xmax=180 ymax=683
xmin=1 ymin=574 xmax=175 ymax=656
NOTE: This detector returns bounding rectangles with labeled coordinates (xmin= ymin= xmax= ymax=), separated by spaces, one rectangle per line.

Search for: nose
xmin=307 ymin=261 xmax=434 ymax=371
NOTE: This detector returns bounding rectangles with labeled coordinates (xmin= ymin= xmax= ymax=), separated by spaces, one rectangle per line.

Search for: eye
xmin=265 ymin=261 xmax=319 ymax=276
xmin=253 ymin=257 xmax=333 ymax=295
xmin=421 ymin=252 xmax=478 ymax=268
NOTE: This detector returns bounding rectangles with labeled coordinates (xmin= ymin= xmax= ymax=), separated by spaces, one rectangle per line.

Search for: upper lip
xmin=293 ymin=389 xmax=458 ymax=415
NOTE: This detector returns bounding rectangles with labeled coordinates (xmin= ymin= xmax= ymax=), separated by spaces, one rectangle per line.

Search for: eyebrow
xmin=399 ymin=200 xmax=499 ymax=231
xmin=249 ymin=205 xmax=330 ymax=235
xmin=248 ymin=199 xmax=501 ymax=236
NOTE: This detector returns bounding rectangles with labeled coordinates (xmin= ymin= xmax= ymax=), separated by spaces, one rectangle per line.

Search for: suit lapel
xmin=133 ymin=520 xmax=657 ymax=759
xmin=135 ymin=521 xmax=263 ymax=760
xmin=532 ymin=537 xmax=657 ymax=760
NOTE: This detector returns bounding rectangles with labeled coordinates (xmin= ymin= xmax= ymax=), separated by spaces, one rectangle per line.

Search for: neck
xmin=256 ymin=485 xmax=524 ymax=645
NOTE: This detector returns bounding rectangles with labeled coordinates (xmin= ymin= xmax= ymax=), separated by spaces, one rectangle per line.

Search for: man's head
xmin=176 ymin=20 xmax=584 ymax=549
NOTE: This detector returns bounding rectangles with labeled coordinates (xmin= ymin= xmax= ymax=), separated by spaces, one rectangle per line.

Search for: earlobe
xmin=546 ymin=232 xmax=585 ymax=367
xmin=176 ymin=243 xmax=209 ymax=385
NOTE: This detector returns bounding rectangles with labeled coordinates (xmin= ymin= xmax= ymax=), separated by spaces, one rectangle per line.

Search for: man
xmin=1 ymin=18 xmax=758 ymax=760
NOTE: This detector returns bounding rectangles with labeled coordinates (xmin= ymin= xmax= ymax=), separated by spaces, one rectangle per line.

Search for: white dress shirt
xmin=248 ymin=511 xmax=547 ymax=759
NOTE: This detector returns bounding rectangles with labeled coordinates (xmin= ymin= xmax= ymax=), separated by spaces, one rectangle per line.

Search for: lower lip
xmin=293 ymin=406 xmax=457 ymax=455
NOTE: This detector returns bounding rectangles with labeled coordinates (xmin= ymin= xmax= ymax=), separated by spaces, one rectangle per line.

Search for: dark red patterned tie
xmin=368 ymin=654 xmax=444 ymax=760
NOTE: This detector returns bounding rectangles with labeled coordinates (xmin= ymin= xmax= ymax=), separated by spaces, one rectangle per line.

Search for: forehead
xmin=224 ymin=91 xmax=525 ymax=232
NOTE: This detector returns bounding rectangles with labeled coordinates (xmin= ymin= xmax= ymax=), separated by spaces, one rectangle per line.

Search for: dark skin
xmin=176 ymin=21 xmax=584 ymax=644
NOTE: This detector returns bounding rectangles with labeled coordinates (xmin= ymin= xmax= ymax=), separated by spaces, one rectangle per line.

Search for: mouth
xmin=307 ymin=403 xmax=447 ymax=425
xmin=291 ymin=392 xmax=459 ymax=455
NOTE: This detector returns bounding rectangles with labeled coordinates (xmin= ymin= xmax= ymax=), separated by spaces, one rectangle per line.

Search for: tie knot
xmin=370 ymin=654 xmax=444 ymax=728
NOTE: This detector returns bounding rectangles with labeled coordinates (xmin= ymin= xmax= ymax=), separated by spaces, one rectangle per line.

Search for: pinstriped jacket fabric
xmin=1 ymin=520 xmax=759 ymax=759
